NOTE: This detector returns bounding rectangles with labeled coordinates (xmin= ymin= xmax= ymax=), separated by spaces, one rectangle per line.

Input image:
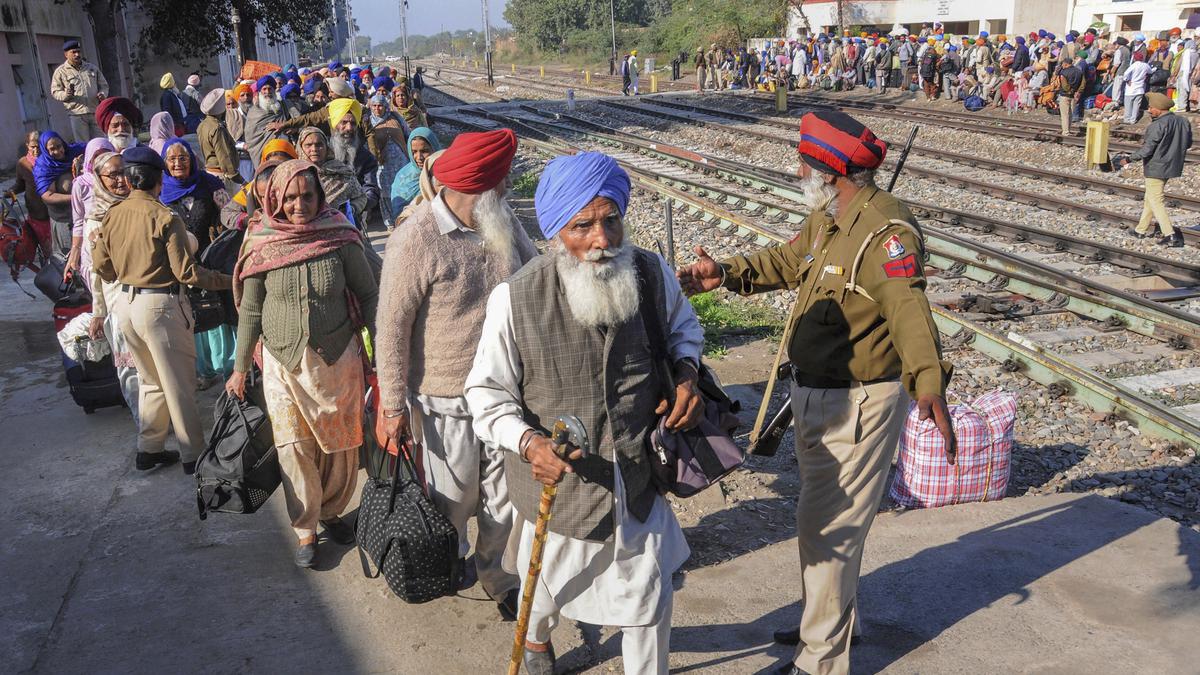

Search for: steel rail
xmin=598 ymin=97 xmax=1200 ymax=240
xmin=771 ymin=91 xmax=1200 ymax=163
xmin=439 ymin=106 xmax=1200 ymax=447
xmin=422 ymin=59 xmax=692 ymax=93
xmin=643 ymin=95 xmax=1200 ymax=213
xmin=507 ymin=104 xmax=1200 ymax=283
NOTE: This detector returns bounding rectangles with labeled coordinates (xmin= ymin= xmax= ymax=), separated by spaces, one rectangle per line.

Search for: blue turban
xmin=280 ymin=82 xmax=300 ymax=99
xmin=328 ymin=61 xmax=342 ymax=70
xmin=255 ymin=75 xmax=275 ymax=91
xmin=1066 ymin=34 xmax=1075 ymax=43
xmin=372 ymin=75 xmax=394 ymax=90
xmin=979 ymin=30 xmax=988 ymax=38
xmin=1016 ymin=36 xmax=1025 ymax=45
xmin=947 ymin=44 xmax=957 ymax=51
xmin=286 ymin=72 xmax=302 ymax=85
xmin=1038 ymin=29 xmax=1047 ymax=38
xmin=534 ymin=152 xmax=630 ymax=240
xmin=302 ymin=77 xmax=319 ymax=95
xmin=285 ymin=63 xmax=297 ymax=72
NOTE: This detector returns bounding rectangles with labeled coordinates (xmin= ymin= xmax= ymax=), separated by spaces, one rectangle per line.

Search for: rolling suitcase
xmin=62 ymin=352 xmax=126 ymax=414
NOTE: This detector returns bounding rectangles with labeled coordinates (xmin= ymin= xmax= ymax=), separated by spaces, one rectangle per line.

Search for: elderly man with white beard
xmin=326 ymin=97 xmax=380 ymax=228
xmin=244 ymin=75 xmax=285 ymax=170
xmin=376 ymin=128 xmax=537 ymax=620
xmin=464 ymin=151 xmax=705 ymax=675
xmin=94 ymin=97 xmax=142 ymax=151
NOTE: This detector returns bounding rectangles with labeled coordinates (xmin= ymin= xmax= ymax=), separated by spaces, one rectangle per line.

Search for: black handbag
xmin=34 ymin=254 xmax=70 ymax=302
xmin=189 ymin=287 xmax=226 ymax=334
xmin=195 ymin=375 xmax=281 ymax=520
xmin=356 ymin=438 xmax=463 ymax=603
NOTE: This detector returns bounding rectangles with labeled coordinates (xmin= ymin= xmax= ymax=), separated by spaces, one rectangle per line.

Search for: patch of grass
xmin=689 ymin=292 xmax=782 ymax=358
xmin=512 ymin=172 xmax=540 ymax=198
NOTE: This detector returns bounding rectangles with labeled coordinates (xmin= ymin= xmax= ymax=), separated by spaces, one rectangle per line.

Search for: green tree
xmin=135 ymin=0 xmax=330 ymax=61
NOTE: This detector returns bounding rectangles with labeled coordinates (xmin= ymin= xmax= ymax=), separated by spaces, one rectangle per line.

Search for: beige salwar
xmin=262 ymin=344 xmax=363 ymax=538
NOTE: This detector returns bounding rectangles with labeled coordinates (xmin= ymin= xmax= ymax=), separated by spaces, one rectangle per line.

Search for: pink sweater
xmin=375 ymin=196 xmax=537 ymax=409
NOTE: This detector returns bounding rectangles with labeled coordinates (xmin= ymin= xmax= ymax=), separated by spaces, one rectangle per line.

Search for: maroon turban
xmin=433 ymin=128 xmax=517 ymax=194
xmin=798 ymin=111 xmax=887 ymax=176
xmin=95 ymin=96 xmax=144 ymax=130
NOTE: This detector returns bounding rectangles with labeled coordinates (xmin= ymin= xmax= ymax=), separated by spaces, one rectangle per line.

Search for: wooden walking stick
xmin=507 ymin=415 xmax=590 ymax=675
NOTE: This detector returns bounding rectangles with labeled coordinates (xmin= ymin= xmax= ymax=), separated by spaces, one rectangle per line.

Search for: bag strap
xmin=633 ymin=253 xmax=676 ymax=403
xmin=843 ymin=218 xmax=923 ymax=304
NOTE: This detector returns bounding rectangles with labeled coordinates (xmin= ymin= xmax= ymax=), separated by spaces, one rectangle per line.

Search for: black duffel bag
xmin=195 ymin=374 xmax=280 ymax=520
xmin=356 ymin=438 xmax=462 ymax=603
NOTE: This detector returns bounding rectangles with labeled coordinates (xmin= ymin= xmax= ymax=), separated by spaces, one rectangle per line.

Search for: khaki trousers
xmin=277 ymin=438 xmax=358 ymax=539
xmin=790 ymin=380 xmax=907 ymax=675
xmin=118 ymin=291 xmax=205 ymax=461
xmin=1135 ymin=177 xmax=1175 ymax=236
xmin=67 ymin=113 xmax=101 ymax=145
xmin=410 ymin=393 xmax=519 ymax=600
xmin=1057 ymin=95 xmax=1074 ymax=135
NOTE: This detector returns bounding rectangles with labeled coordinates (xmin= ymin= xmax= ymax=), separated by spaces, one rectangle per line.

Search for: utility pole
xmin=18 ymin=0 xmax=49 ymax=128
xmin=609 ymin=0 xmax=617 ymax=66
xmin=230 ymin=5 xmax=245 ymax=68
xmin=400 ymin=0 xmax=410 ymax=79
xmin=481 ymin=0 xmax=493 ymax=86
xmin=346 ymin=0 xmax=357 ymax=62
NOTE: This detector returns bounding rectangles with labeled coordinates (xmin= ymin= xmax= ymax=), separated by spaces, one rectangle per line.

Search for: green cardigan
xmin=235 ymin=244 xmax=379 ymax=373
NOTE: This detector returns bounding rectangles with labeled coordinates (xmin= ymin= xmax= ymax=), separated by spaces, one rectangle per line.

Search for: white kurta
xmin=464 ymin=254 xmax=703 ymax=627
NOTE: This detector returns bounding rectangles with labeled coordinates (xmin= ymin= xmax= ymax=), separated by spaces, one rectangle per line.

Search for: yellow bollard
xmin=775 ymin=85 xmax=787 ymax=111
xmin=512 ymin=63 xmax=516 ymax=73
xmin=651 ymin=73 xmax=658 ymax=93
xmin=586 ymin=71 xmax=591 ymax=84
xmin=540 ymin=66 xmax=545 ymax=78
xmin=1086 ymin=120 xmax=1110 ymax=169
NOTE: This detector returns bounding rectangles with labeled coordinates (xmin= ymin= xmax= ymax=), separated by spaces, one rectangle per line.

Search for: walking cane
xmin=507 ymin=415 xmax=590 ymax=675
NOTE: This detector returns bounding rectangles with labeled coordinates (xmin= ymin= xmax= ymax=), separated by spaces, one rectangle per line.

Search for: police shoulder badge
xmin=883 ymin=234 xmax=906 ymax=259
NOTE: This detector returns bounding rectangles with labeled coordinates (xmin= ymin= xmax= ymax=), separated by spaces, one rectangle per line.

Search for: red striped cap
xmin=798 ymin=111 xmax=887 ymax=176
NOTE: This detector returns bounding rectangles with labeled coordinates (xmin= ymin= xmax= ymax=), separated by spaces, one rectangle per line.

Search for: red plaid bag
xmin=889 ymin=389 xmax=1016 ymax=508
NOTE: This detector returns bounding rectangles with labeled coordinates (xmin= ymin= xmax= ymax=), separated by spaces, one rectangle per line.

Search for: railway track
xmin=421 ymin=59 xmax=693 ymax=94
xmin=586 ymin=96 xmax=1200 ymax=247
xmin=433 ymin=104 xmax=1200 ymax=448
xmin=772 ymin=91 xmax=1200 ymax=164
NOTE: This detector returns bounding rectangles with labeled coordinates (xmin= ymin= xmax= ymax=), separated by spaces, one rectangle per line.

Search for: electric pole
xmin=481 ymin=0 xmax=493 ymax=86
xmin=346 ymin=0 xmax=357 ymax=62
xmin=400 ymin=0 xmax=410 ymax=79
xmin=609 ymin=0 xmax=617 ymax=65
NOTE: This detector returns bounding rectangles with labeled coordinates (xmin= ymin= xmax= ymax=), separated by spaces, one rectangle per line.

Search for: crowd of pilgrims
xmin=693 ymin=23 xmax=1199 ymax=119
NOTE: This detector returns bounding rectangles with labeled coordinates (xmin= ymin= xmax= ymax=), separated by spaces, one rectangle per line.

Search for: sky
xmin=350 ymin=0 xmax=509 ymax=42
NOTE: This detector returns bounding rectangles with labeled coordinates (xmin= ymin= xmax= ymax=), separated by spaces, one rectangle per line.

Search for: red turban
xmin=433 ymin=128 xmax=517 ymax=194
xmin=798 ymin=111 xmax=887 ymax=176
xmin=94 ymin=96 xmax=143 ymax=130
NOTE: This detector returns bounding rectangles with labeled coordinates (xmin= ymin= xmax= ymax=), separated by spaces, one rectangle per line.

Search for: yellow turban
xmin=327 ymin=97 xmax=362 ymax=128
xmin=160 ymin=72 xmax=175 ymax=90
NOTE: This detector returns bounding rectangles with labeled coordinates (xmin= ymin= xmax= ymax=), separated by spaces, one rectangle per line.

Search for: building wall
xmin=787 ymin=0 xmax=1071 ymax=39
xmin=1069 ymin=1 xmax=1200 ymax=35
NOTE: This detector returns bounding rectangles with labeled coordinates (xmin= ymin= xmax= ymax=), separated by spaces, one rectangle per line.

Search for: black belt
xmin=122 ymin=283 xmax=180 ymax=296
xmin=780 ymin=363 xmax=897 ymax=390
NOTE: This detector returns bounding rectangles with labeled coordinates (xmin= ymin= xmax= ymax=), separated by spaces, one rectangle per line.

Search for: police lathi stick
xmin=749 ymin=125 xmax=920 ymax=457
xmin=508 ymin=415 xmax=590 ymax=675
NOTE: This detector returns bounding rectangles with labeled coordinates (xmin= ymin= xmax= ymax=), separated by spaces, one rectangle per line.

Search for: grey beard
xmin=552 ymin=239 xmax=639 ymax=328
xmin=470 ymin=188 xmax=519 ymax=263
xmin=256 ymin=96 xmax=281 ymax=115
xmin=800 ymin=173 xmax=840 ymax=217
xmin=108 ymin=133 xmax=135 ymax=151
xmin=238 ymin=102 xmax=252 ymax=115
xmin=329 ymin=132 xmax=358 ymax=166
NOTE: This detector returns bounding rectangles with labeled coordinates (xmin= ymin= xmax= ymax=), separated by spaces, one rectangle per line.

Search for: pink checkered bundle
xmin=889 ymin=389 xmax=1017 ymax=509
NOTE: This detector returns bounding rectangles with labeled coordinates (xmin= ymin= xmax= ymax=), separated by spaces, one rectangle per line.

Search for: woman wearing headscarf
xmin=160 ymin=138 xmax=233 ymax=389
xmin=296 ymin=126 xmax=367 ymax=226
xmin=390 ymin=84 xmax=428 ymax=130
xmin=388 ymin=126 xmax=439 ymax=221
xmin=226 ymin=158 xmax=378 ymax=568
xmin=148 ymin=112 xmax=175 ymax=155
xmin=67 ymin=138 xmax=115 ymax=282
xmin=1174 ymin=39 xmax=1196 ymax=112
xmin=33 ymin=130 xmax=84 ymax=256
xmin=221 ymin=139 xmax=298 ymax=232
xmin=367 ymin=93 xmax=409 ymax=226
xmin=83 ymin=150 xmax=140 ymax=421
xmin=7 ymin=131 xmax=53 ymax=257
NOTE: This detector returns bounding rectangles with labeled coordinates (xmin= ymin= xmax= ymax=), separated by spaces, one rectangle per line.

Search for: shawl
xmin=233 ymin=159 xmax=361 ymax=305
xmin=33 ymin=131 xmax=84 ymax=195
xmin=159 ymin=138 xmax=225 ymax=205
xmin=391 ymin=127 xmax=440 ymax=206
xmin=86 ymin=152 xmax=127 ymax=222
xmin=148 ymin=112 xmax=175 ymax=154
xmin=297 ymin=126 xmax=364 ymax=210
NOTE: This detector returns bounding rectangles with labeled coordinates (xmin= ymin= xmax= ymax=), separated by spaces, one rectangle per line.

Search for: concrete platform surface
xmin=3 ymin=277 xmax=1200 ymax=674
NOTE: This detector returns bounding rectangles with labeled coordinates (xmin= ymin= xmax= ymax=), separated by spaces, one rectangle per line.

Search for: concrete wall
xmin=1070 ymin=1 xmax=1199 ymax=36
xmin=786 ymin=0 xmax=1063 ymax=38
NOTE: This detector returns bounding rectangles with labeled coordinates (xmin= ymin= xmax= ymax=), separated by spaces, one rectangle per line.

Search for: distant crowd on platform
xmin=695 ymin=24 xmax=1199 ymax=128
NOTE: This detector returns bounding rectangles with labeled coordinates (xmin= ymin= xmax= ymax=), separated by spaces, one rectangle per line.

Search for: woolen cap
xmin=1145 ymin=92 xmax=1174 ymax=111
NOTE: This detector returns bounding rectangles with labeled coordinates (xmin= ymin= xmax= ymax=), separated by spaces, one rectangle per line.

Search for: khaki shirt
xmin=197 ymin=114 xmax=240 ymax=179
xmin=50 ymin=60 xmax=108 ymax=116
xmin=720 ymin=184 xmax=950 ymax=399
xmin=92 ymin=191 xmax=231 ymax=294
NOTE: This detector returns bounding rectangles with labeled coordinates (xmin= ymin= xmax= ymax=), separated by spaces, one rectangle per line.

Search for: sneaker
xmin=320 ymin=517 xmax=356 ymax=545
xmin=136 ymin=450 xmax=180 ymax=471
xmin=295 ymin=541 xmax=317 ymax=568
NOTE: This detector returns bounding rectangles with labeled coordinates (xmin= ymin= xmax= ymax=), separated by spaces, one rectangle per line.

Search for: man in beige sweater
xmin=376 ymin=128 xmax=537 ymax=619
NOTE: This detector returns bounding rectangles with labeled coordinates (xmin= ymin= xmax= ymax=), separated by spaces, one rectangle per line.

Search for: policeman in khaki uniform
xmin=678 ymin=110 xmax=957 ymax=675
xmin=92 ymin=147 xmax=232 ymax=474
xmin=49 ymin=39 xmax=108 ymax=144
